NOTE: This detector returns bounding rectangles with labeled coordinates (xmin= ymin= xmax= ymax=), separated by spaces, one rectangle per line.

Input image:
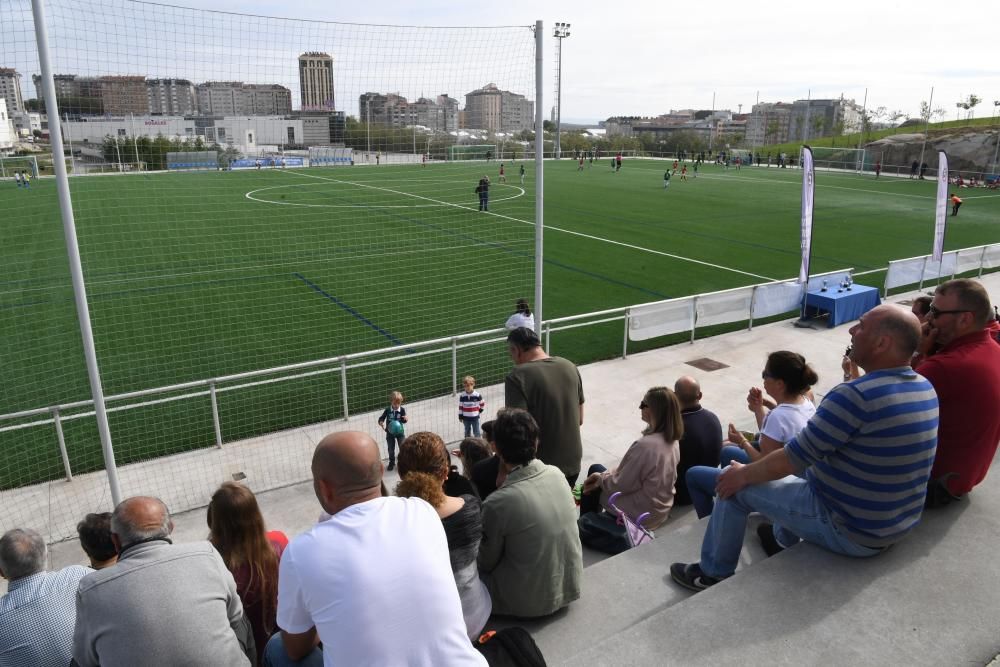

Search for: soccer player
xmin=499 ymin=163 xmax=506 ymax=183
xmin=950 ymin=193 xmax=963 ymax=216
xmin=519 ymin=164 xmax=526 ymax=185
xmin=615 ymin=152 xmax=622 ymax=172
xmin=672 ymin=160 xmax=679 ymax=174
xmin=680 ymin=165 xmax=688 ymax=181
xmin=875 ymin=161 xmax=882 ymax=179
xmin=663 ymin=170 xmax=672 ymax=189
xmin=20 ymin=171 xmax=30 ymax=189
xmin=14 ymin=171 xmax=22 ymax=188
xmin=578 ymin=156 xmax=584 ymax=171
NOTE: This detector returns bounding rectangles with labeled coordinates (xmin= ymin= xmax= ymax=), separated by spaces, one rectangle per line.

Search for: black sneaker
xmin=387 ymin=461 xmax=395 ymax=471
xmin=670 ymin=562 xmax=722 ymax=593
xmin=757 ymin=523 xmax=785 ymax=557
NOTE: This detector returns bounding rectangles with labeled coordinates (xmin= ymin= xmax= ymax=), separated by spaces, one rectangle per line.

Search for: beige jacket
xmin=599 ymin=432 xmax=680 ymax=530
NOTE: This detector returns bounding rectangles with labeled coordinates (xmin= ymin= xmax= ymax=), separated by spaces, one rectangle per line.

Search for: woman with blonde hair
xmin=579 ymin=386 xmax=684 ymax=553
xmin=396 ymin=432 xmax=491 ymax=639
xmin=207 ymin=482 xmax=288 ymax=664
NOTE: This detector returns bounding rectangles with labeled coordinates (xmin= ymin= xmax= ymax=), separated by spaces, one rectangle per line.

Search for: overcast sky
xmin=9 ymin=0 xmax=999 ymax=124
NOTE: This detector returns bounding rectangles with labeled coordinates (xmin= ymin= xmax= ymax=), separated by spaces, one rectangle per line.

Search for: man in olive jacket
xmin=478 ymin=408 xmax=583 ymax=618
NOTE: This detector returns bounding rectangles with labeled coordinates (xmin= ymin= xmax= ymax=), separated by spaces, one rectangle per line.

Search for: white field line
xmin=275 ymin=169 xmax=777 ymax=281
xmin=691 ymin=171 xmax=936 ymax=200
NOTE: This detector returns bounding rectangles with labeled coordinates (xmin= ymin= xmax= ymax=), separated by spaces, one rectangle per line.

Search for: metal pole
xmin=534 ymin=20 xmax=544 ymax=329
xmin=52 ymin=408 xmax=73 ymax=481
xmin=622 ymin=312 xmax=630 ymax=359
xmin=64 ymin=112 xmax=74 ymax=175
xmin=340 ymin=358 xmax=350 ymax=419
xmin=129 ymin=113 xmax=140 ymax=167
xmin=709 ymin=92 xmax=715 ymax=152
xmin=209 ymin=382 xmax=223 ymax=448
xmin=32 ymin=0 xmax=122 ymax=506
xmin=555 ymin=35 xmax=562 ymax=160
xmin=856 ymin=88 xmax=867 ymax=151
xmin=918 ymin=86 xmax=934 ymax=173
xmin=451 ymin=338 xmax=458 ymax=394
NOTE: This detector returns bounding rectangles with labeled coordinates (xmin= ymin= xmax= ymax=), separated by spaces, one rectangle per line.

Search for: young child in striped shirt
xmin=458 ymin=376 xmax=485 ymax=437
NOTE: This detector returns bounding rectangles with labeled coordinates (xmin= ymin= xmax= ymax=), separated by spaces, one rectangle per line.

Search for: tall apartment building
xmin=196 ymin=82 xmax=292 ymax=116
xmin=357 ymin=92 xmax=458 ymax=133
xmin=746 ymin=102 xmax=794 ymax=146
xmin=147 ymin=78 xmax=197 ymax=115
xmin=463 ymin=83 xmax=533 ymax=133
xmin=787 ymin=98 xmax=863 ymax=142
xmin=0 ymin=68 xmax=24 ymax=114
xmin=31 ymin=74 xmax=104 ymax=114
xmin=298 ymin=52 xmax=335 ymax=111
xmin=99 ymin=76 xmax=149 ymax=115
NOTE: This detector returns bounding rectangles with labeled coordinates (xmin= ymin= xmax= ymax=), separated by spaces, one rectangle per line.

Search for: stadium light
xmin=553 ymin=22 xmax=571 ymax=160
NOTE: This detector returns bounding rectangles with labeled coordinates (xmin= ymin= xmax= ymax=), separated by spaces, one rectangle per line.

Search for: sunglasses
xmin=928 ymin=305 xmax=971 ymax=318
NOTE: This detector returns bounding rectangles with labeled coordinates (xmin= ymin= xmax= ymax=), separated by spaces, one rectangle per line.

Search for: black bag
xmin=577 ymin=510 xmax=631 ymax=555
xmin=474 ymin=628 xmax=546 ymax=667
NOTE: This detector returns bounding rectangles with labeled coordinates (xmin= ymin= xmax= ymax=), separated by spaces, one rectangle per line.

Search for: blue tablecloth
xmin=805 ymin=284 xmax=881 ymax=327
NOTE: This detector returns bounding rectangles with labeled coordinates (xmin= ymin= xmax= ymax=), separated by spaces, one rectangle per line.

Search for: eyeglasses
xmin=639 ymin=401 xmax=648 ymax=409
xmin=928 ymin=305 xmax=972 ymax=318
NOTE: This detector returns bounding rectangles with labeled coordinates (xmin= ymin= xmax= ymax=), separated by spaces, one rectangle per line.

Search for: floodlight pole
xmin=918 ymin=86 xmax=934 ymax=174
xmin=31 ymin=0 xmax=122 ymax=507
xmin=991 ymin=100 xmax=1000 ymax=174
xmin=534 ymin=21 xmax=544 ymax=328
xmin=553 ymin=23 xmax=570 ymax=159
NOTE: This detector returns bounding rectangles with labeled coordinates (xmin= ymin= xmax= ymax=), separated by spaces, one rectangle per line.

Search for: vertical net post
xmin=30 ymin=0 xmax=122 ymax=506
xmin=534 ymin=20 xmax=544 ymax=329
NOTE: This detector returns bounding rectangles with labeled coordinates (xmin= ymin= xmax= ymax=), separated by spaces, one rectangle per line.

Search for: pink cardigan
xmin=598 ymin=432 xmax=679 ymax=530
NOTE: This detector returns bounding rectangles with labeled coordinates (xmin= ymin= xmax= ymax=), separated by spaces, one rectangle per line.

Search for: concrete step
xmin=558 ymin=463 xmax=1000 ymax=666
xmin=487 ymin=505 xmax=770 ymax=658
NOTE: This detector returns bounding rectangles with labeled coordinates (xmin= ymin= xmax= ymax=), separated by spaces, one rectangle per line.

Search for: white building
xmin=0 ymin=99 xmax=15 ymax=153
xmin=12 ymin=111 xmax=44 ymax=137
xmin=0 ymin=68 xmax=24 ymax=114
xmin=61 ymin=115 xmax=307 ymax=153
xmin=148 ymin=79 xmax=197 ymax=115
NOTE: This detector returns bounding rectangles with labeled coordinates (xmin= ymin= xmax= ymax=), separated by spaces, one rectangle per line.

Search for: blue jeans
xmin=462 ymin=416 xmax=481 ymax=438
xmin=262 ymin=634 xmax=323 ymax=667
xmin=699 ymin=475 xmax=882 ymax=579
xmin=686 ymin=447 xmax=751 ymax=518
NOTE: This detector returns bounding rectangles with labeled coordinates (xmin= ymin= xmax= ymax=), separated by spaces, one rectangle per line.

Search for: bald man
xmin=672 ymin=305 xmax=939 ymax=592
xmin=673 ymin=376 xmax=723 ymax=506
xmin=267 ymin=431 xmax=485 ymax=667
xmin=73 ymin=496 xmax=254 ymax=667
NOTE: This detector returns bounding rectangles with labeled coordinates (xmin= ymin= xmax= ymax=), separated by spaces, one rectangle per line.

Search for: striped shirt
xmin=0 ymin=566 xmax=92 ymax=667
xmin=458 ymin=391 xmax=485 ymax=419
xmin=785 ymin=367 xmax=939 ymax=548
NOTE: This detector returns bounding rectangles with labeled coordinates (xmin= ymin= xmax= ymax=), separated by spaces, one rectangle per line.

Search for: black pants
xmin=579 ymin=463 xmax=607 ymax=514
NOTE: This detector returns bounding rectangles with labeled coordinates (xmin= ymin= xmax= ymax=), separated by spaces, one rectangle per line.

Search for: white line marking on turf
xmin=245 ymin=179 xmax=526 ymax=208
xmin=694 ymin=172 xmax=936 ymax=200
xmin=275 ymin=170 xmax=777 ymax=281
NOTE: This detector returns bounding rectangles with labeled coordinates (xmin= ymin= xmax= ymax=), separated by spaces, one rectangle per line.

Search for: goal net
xmin=0 ymin=154 xmax=38 ymax=179
xmin=1 ymin=0 xmax=537 ymax=541
xmin=448 ymin=144 xmax=498 ymax=161
xmin=808 ymin=146 xmax=869 ymax=173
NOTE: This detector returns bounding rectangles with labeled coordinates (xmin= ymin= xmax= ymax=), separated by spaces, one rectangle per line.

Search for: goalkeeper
xmin=377 ymin=390 xmax=408 ymax=471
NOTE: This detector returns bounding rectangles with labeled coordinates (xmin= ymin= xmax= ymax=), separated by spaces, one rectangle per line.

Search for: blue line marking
xmin=293 ymin=272 xmax=405 ymax=346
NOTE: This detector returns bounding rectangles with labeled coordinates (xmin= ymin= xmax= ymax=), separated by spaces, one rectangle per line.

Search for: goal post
xmin=0 ymin=154 xmax=39 ymax=178
xmin=808 ymin=146 xmax=869 ymax=173
xmin=447 ymin=144 xmax=498 ymax=161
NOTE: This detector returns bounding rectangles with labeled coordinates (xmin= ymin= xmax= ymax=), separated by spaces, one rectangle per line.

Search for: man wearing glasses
xmin=915 ymin=279 xmax=1000 ymax=506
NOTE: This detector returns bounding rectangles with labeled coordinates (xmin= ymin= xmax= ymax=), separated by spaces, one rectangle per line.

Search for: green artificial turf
xmin=2 ymin=159 xmax=998 ymax=488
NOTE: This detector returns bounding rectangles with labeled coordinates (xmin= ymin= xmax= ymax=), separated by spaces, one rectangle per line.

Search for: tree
xmin=830 ymin=120 xmax=845 ymax=146
xmin=811 ymin=114 xmax=825 ymax=140
xmin=956 ymin=94 xmax=982 ymax=120
xmin=542 ymin=120 xmax=555 ymax=132
xmin=888 ymin=109 xmax=906 ymax=133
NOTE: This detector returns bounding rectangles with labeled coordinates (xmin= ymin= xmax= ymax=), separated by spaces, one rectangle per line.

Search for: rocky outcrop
xmin=866 ymin=128 xmax=1000 ymax=175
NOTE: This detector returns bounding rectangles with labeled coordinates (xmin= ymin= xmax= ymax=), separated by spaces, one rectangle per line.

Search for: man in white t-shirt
xmin=266 ymin=431 xmax=486 ymax=667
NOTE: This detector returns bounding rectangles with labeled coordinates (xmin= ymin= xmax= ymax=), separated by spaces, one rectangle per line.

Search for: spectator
xmin=505 ymin=327 xmax=585 ymax=486
xmin=395 ymin=432 xmax=492 ymax=639
xmin=77 ymin=512 xmax=117 ymax=570
xmin=916 ymin=279 xmax=1000 ymax=504
xmin=578 ymin=387 xmax=684 ymax=554
xmin=266 ymin=431 xmax=484 ymax=667
xmin=73 ymin=496 xmax=255 ymax=666
xmin=912 ymin=295 xmax=932 ymax=322
xmin=671 ymin=305 xmax=938 ymax=592
xmin=469 ymin=419 xmax=503 ymax=500
xmin=1 ymin=528 xmax=91 ymax=667
xmin=478 ymin=408 xmax=582 ymax=618
xmin=504 ymin=298 xmax=535 ymax=332
xmin=672 ymin=376 xmax=723 ymax=506
xmin=207 ymin=482 xmax=288 ymax=666
xmin=454 ymin=437 xmax=491 ymax=478
xmin=686 ymin=351 xmax=818 ymax=519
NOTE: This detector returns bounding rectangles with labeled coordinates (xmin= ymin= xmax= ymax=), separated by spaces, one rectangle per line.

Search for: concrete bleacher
xmin=13 ymin=275 xmax=1000 ymax=664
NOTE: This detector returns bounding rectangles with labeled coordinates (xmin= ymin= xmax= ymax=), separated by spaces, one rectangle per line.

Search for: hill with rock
xmin=866 ymin=127 xmax=1000 ymax=175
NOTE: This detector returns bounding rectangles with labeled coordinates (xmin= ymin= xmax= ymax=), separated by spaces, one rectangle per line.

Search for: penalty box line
xmin=276 ymin=170 xmax=776 ymax=282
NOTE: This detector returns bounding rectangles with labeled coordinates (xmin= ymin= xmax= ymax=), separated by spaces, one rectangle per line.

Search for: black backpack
xmin=473 ymin=628 xmax=547 ymax=667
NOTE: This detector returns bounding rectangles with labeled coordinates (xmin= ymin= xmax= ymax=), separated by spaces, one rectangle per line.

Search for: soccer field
xmin=2 ymin=158 xmax=999 ymax=489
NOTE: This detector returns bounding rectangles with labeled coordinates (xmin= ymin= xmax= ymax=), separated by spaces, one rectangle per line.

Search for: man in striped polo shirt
xmin=672 ymin=305 xmax=939 ymax=592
